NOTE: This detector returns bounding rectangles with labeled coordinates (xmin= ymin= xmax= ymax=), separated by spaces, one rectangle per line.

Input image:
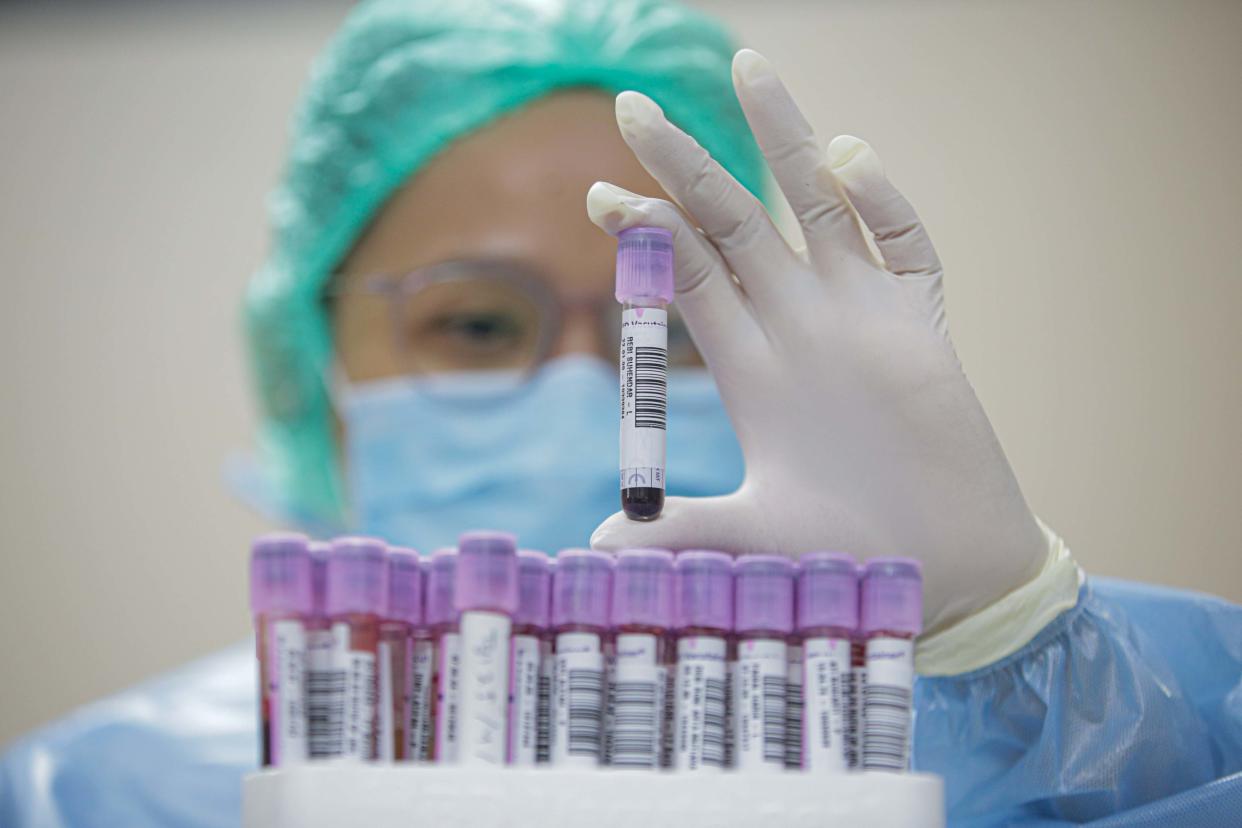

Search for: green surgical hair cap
xmin=244 ymin=0 xmax=765 ymax=526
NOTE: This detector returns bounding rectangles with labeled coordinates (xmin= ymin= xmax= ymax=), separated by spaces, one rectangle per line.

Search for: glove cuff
xmin=914 ymin=518 xmax=1081 ymax=677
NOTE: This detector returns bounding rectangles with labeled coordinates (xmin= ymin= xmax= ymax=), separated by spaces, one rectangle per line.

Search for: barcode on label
xmin=307 ymin=668 xmax=346 ymax=758
xmin=536 ymin=669 xmax=552 ymax=762
xmin=786 ymin=679 xmax=803 ymax=768
xmin=761 ymin=674 xmax=786 ymax=763
xmin=611 ymin=681 xmax=659 ymax=767
xmin=633 ymin=346 xmax=667 ymax=429
xmin=567 ymin=669 xmax=604 ymax=757
xmin=862 ymin=684 xmax=912 ymax=770
xmin=702 ymin=677 xmax=726 ymax=767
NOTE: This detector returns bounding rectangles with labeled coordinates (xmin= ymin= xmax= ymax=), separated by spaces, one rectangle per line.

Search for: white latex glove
xmin=588 ymin=49 xmax=1048 ymax=634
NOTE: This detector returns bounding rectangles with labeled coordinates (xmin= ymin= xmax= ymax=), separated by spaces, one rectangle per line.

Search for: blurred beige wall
xmin=1 ymin=0 xmax=1239 ymax=747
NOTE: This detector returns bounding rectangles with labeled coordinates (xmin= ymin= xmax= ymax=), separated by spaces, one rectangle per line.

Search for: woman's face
xmin=332 ymin=90 xmax=695 ymax=384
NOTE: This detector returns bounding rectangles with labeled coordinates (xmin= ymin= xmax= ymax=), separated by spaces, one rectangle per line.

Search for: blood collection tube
xmin=305 ymin=541 xmax=335 ymax=760
xmin=454 ymin=531 xmax=519 ymax=767
xmin=732 ymin=555 xmax=794 ymax=772
xmin=607 ymin=548 xmax=675 ymax=769
xmin=797 ymin=552 xmax=859 ymax=773
xmin=508 ymin=549 xmax=551 ymax=766
xmin=549 ymin=549 xmax=612 ymax=767
xmin=785 ymin=562 xmax=803 ymax=770
xmin=250 ymin=533 xmax=313 ymax=767
xmin=672 ymin=550 xmax=732 ymax=772
xmin=537 ymin=556 xmax=557 ymax=763
xmin=426 ymin=547 xmax=461 ymax=763
xmin=405 ymin=556 xmax=434 ymax=763
xmin=859 ymin=557 xmax=923 ymax=772
xmin=377 ymin=547 xmax=420 ymax=762
xmin=616 ymin=226 xmax=673 ymax=522
xmin=323 ymin=536 xmax=387 ymax=761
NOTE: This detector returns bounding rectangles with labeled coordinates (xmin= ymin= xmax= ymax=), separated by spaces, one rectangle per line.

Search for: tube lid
xmin=309 ymin=541 xmax=330 ymax=617
xmin=615 ymin=226 xmax=674 ymax=304
xmin=675 ymin=550 xmax=733 ymax=631
xmin=515 ymin=550 xmax=552 ymax=628
xmin=612 ymin=548 xmax=675 ymax=628
xmin=325 ymin=536 xmax=388 ymax=617
xmin=551 ymin=548 xmax=613 ymax=629
xmin=455 ymin=530 xmax=519 ymax=614
xmin=250 ymin=533 xmax=313 ymax=615
xmin=386 ymin=547 xmax=422 ymax=625
xmin=860 ymin=557 xmax=923 ymax=636
xmin=798 ymin=552 xmax=859 ymax=632
xmin=425 ymin=547 xmax=458 ymax=627
xmin=734 ymin=555 xmax=795 ymax=634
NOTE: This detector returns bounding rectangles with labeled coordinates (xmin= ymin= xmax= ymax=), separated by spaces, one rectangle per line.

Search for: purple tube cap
xmin=797 ymin=552 xmax=859 ymax=633
xmin=250 ymin=533 xmax=313 ymax=615
xmin=425 ymin=547 xmax=459 ymax=627
xmin=675 ymin=550 xmax=733 ymax=631
xmin=515 ymin=550 xmax=552 ymax=628
xmin=616 ymin=226 xmax=674 ymax=304
xmin=386 ymin=547 xmax=422 ymax=625
xmin=551 ymin=548 xmax=613 ymax=629
xmin=309 ymin=541 xmax=330 ymax=617
xmin=611 ymin=548 xmax=675 ymax=628
xmin=860 ymin=556 xmax=924 ymax=636
xmin=325 ymin=536 xmax=388 ymax=617
xmin=734 ymin=555 xmax=795 ymax=635
xmin=455 ymin=530 xmax=518 ymax=614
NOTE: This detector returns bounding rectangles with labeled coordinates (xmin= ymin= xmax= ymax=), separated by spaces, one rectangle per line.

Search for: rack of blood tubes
xmin=249 ymin=532 xmax=924 ymax=774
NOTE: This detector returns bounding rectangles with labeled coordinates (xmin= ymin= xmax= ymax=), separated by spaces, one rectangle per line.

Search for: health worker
xmin=2 ymin=1 xmax=1239 ymax=826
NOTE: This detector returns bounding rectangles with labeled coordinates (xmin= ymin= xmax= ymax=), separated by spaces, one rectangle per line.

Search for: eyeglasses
xmin=326 ymin=258 xmax=701 ymax=380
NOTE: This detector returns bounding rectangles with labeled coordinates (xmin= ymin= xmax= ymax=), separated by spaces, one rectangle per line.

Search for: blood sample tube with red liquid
xmin=454 ymin=531 xmax=519 ymax=767
xmin=608 ymin=548 xmax=675 ymax=769
xmin=672 ymin=550 xmax=732 ymax=772
xmin=426 ymin=547 xmax=461 ymax=763
xmin=549 ymin=548 xmax=612 ymax=767
xmin=509 ymin=549 xmax=551 ymax=766
xmin=797 ymin=552 xmax=859 ymax=773
xmin=405 ymin=555 xmax=433 ymax=763
xmin=377 ymin=547 xmax=420 ymax=761
xmin=305 ymin=541 xmax=335 ymax=760
xmin=859 ymin=557 xmax=923 ymax=772
xmin=616 ymin=226 xmax=673 ymax=521
xmin=732 ymin=555 xmax=794 ymax=773
xmin=250 ymin=533 xmax=313 ymax=767
xmin=323 ymin=536 xmax=387 ymax=761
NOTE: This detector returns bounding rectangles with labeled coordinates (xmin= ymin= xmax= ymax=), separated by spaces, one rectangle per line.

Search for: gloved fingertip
xmin=732 ymin=48 xmax=775 ymax=88
xmin=586 ymin=181 xmax=647 ymax=235
xmin=615 ymin=90 xmax=664 ymax=136
xmin=588 ymin=511 xmax=630 ymax=551
xmin=826 ymin=135 xmax=884 ymax=180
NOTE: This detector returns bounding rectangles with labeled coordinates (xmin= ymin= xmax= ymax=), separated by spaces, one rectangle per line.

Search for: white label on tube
xmin=377 ymin=640 xmax=395 ymax=762
xmin=619 ymin=306 xmax=668 ymax=491
xmin=862 ymin=637 xmax=914 ymax=771
xmin=268 ymin=619 xmax=307 ymax=766
xmin=803 ymin=636 xmax=850 ymax=772
xmin=733 ymin=638 xmax=787 ymax=771
xmin=435 ymin=632 xmax=462 ymax=763
xmin=328 ymin=622 xmax=377 ymax=761
xmin=305 ymin=628 xmax=339 ymax=759
xmin=551 ymin=631 xmax=605 ymax=767
xmin=674 ymin=635 xmax=727 ymax=771
xmin=509 ymin=634 xmax=542 ymax=766
xmin=785 ymin=644 xmax=803 ymax=769
xmin=457 ymin=611 xmax=511 ymax=767
xmin=405 ymin=637 xmax=434 ymax=762
xmin=609 ymin=633 xmax=664 ymax=768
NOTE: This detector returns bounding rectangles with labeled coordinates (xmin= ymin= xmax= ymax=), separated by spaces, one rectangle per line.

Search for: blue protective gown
xmin=2 ymin=578 xmax=1240 ymax=827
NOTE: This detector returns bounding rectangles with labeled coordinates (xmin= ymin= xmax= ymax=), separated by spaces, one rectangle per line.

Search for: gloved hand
xmin=588 ymin=49 xmax=1048 ymax=634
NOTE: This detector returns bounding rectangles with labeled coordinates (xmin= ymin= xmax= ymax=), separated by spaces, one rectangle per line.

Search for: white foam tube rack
xmin=244 ymin=766 xmax=943 ymax=828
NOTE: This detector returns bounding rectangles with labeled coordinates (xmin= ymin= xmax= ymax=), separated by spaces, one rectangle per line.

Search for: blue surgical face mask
xmin=334 ymin=355 xmax=743 ymax=553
